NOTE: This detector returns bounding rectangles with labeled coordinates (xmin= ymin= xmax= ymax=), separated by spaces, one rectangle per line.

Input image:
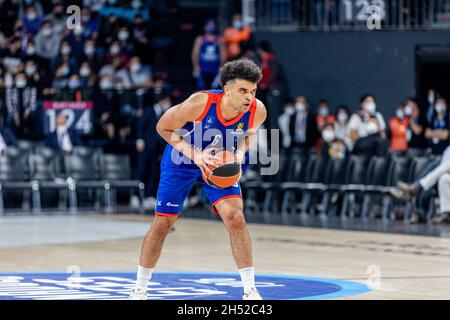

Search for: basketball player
xmin=129 ymin=59 xmax=267 ymax=300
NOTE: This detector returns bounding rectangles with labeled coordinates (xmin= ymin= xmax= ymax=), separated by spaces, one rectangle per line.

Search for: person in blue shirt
xmin=191 ymin=19 xmax=226 ymax=90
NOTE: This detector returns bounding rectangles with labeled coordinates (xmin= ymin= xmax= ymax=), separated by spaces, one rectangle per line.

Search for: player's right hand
xmin=193 ymin=147 xmax=221 ymax=178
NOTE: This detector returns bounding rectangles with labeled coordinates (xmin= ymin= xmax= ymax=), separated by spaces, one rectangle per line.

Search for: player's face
xmin=225 ymin=79 xmax=257 ymax=113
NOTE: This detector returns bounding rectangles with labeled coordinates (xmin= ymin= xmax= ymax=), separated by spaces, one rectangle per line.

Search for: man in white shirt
xmin=348 ymin=94 xmax=386 ymax=143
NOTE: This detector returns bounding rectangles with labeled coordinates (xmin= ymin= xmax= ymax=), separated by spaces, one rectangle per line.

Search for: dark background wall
xmin=255 ymin=30 xmax=450 ymax=117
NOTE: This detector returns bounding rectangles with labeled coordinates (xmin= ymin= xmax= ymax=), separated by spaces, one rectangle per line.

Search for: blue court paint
xmin=0 ymin=272 xmax=371 ymax=300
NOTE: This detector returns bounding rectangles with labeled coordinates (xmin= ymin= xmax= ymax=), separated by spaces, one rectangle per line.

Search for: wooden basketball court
xmin=0 ymin=213 xmax=449 ymax=299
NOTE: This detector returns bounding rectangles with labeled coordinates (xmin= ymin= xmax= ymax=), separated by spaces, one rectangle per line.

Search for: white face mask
xmin=61 ymin=46 xmax=71 ymax=55
xmin=118 ymin=31 xmax=129 ymax=41
xmin=25 ymin=66 xmax=36 ymax=76
xmin=100 ymin=81 xmax=113 ymax=90
xmin=85 ymin=46 xmax=95 ymax=55
xmin=295 ymin=103 xmax=305 ymax=112
xmin=130 ymin=63 xmax=141 ymax=73
xmin=435 ymin=103 xmax=447 ymax=114
xmin=73 ymin=27 xmax=83 ymax=36
xmin=110 ymin=45 xmax=120 ymax=55
xmin=319 ymin=107 xmax=329 ymax=117
xmin=285 ymin=107 xmax=295 ymax=116
xmin=404 ymin=105 xmax=413 ymax=116
xmin=42 ymin=27 xmax=52 ymax=37
xmin=322 ymin=130 xmax=335 ymax=143
xmin=80 ymin=67 xmax=90 ymax=77
xmin=337 ymin=113 xmax=348 ymax=123
xmin=428 ymin=94 xmax=435 ymax=105
xmin=365 ymin=102 xmax=376 ymax=114
xmin=27 ymin=12 xmax=37 ymax=20
xmin=26 ymin=46 xmax=36 ymax=55
xmin=367 ymin=122 xmax=379 ymax=135
xmin=396 ymin=110 xmax=405 ymax=119
xmin=15 ymin=79 xmax=27 ymax=88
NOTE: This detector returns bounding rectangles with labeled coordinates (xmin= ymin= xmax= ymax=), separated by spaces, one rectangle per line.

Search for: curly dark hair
xmin=219 ymin=59 xmax=262 ymax=87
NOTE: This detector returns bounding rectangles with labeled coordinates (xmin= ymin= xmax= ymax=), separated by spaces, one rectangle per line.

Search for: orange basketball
xmin=202 ymin=150 xmax=242 ymax=189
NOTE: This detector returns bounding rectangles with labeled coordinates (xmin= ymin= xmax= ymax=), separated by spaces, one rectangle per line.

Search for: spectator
xmin=334 ymin=105 xmax=352 ymax=150
xmin=80 ymin=7 xmax=99 ymax=39
xmin=404 ymin=98 xmax=428 ymax=151
xmin=22 ymin=4 xmax=43 ymax=36
xmin=43 ymin=4 xmax=66 ymax=35
xmin=79 ymin=62 xmax=96 ymax=88
xmin=44 ymin=113 xmax=82 ymax=153
xmin=133 ymin=103 xmax=160 ymax=209
xmin=278 ymin=98 xmax=295 ymax=149
xmin=388 ymin=104 xmax=409 ymax=152
xmin=191 ymin=19 xmax=225 ymax=90
xmin=288 ymin=96 xmax=319 ymax=154
xmin=0 ymin=0 xmax=20 ymax=38
xmin=132 ymin=14 xmax=150 ymax=63
xmin=257 ymin=41 xmax=285 ymax=130
xmin=82 ymin=39 xmax=101 ymax=73
xmin=23 ymin=60 xmax=43 ymax=88
xmin=35 ymin=20 xmax=62 ymax=71
xmin=316 ymin=99 xmax=335 ymax=131
xmin=223 ymin=13 xmax=254 ymax=60
xmin=348 ymin=94 xmax=387 ymax=143
xmin=128 ymin=56 xmax=152 ymax=89
xmin=105 ymin=41 xmax=130 ymax=67
xmin=53 ymin=41 xmax=78 ymax=74
xmin=117 ymin=26 xmax=134 ymax=57
xmin=63 ymin=27 xmax=88 ymax=66
xmin=153 ymin=93 xmax=172 ymax=119
xmin=391 ymin=146 xmax=450 ymax=224
xmin=425 ymin=98 xmax=449 ymax=155
xmin=352 ymin=115 xmax=389 ymax=158
xmin=320 ymin=123 xmax=347 ymax=159
xmin=1 ymin=37 xmax=23 ymax=74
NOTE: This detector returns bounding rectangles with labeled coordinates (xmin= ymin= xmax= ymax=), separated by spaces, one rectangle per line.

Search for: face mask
xmin=319 ymin=107 xmax=329 ymax=117
xmin=16 ymin=79 xmax=27 ymax=88
xmin=26 ymin=46 xmax=36 ymax=55
xmin=108 ymin=0 xmax=117 ymax=4
xmin=396 ymin=110 xmax=405 ymax=119
xmin=322 ymin=130 xmax=335 ymax=143
xmin=118 ymin=31 xmax=129 ymax=41
xmin=110 ymin=45 xmax=120 ymax=55
xmin=205 ymin=27 xmax=215 ymax=34
xmin=61 ymin=67 xmax=70 ymax=77
xmin=285 ymin=107 xmax=295 ymax=116
xmin=68 ymin=80 xmax=80 ymax=89
xmin=428 ymin=94 xmax=435 ymax=105
xmin=73 ymin=27 xmax=83 ymax=36
xmin=131 ymin=1 xmax=142 ymax=9
xmin=25 ymin=66 xmax=36 ymax=76
xmin=80 ymin=67 xmax=90 ymax=77
xmin=85 ymin=46 xmax=95 ymax=55
xmin=435 ymin=103 xmax=447 ymax=114
xmin=61 ymin=46 xmax=71 ymax=55
xmin=42 ymin=27 xmax=52 ymax=37
xmin=404 ymin=105 xmax=413 ymax=116
xmin=337 ymin=113 xmax=348 ymax=123
xmin=100 ymin=81 xmax=113 ymax=90
xmin=367 ymin=122 xmax=379 ymax=135
xmin=27 ymin=12 xmax=37 ymax=21
xmin=295 ymin=103 xmax=305 ymax=112
xmin=365 ymin=102 xmax=376 ymax=114
xmin=130 ymin=63 xmax=141 ymax=73
xmin=82 ymin=15 xmax=90 ymax=23
xmin=233 ymin=20 xmax=243 ymax=29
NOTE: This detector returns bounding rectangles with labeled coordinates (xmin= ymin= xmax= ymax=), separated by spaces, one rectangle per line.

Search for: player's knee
xmin=223 ymin=208 xmax=246 ymax=232
xmin=152 ymin=215 xmax=176 ymax=234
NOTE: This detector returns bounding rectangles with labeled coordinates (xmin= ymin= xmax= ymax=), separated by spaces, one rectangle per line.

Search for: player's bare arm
xmin=156 ymin=92 xmax=221 ymax=176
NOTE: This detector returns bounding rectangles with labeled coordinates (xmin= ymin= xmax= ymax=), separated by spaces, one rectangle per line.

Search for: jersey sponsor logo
xmin=166 ymin=202 xmax=179 ymax=208
xmin=0 ymin=272 xmax=371 ymax=300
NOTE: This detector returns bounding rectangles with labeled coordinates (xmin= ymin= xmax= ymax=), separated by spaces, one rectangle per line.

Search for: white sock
xmin=136 ymin=265 xmax=154 ymax=290
xmin=239 ymin=267 xmax=255 ymax=292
